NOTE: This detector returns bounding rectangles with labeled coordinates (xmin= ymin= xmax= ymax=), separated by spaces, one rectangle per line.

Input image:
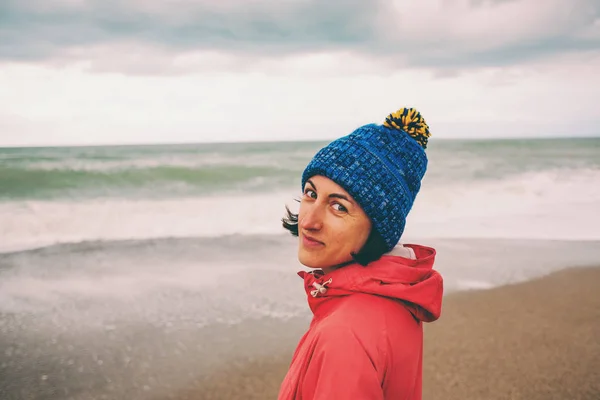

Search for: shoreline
xmin=172 ymin=266 xmax=600 ymax=400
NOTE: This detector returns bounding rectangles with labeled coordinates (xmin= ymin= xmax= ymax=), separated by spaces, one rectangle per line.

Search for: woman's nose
xmin=300 ymin=204 xmax=323 ymax=231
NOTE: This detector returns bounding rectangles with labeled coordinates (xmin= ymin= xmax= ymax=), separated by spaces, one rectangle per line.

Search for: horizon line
xmin=1 ymin=134 xmax=599 ymax=149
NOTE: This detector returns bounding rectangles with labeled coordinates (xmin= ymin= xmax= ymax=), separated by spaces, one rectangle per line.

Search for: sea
xmin=1 ymin=138 xmax=599 ymax=399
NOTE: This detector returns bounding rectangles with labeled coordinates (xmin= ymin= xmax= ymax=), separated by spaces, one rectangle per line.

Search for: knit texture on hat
xmin=301 ymin=108 xmax=430 ymax=252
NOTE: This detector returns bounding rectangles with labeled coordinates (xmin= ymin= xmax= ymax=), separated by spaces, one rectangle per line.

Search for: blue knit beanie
xmin=301 ymin=107 xmax=431 ymax=252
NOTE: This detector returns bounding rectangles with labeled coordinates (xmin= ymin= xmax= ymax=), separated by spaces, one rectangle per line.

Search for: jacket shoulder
xmin=316 ymin=293 xmax=421 ymax=347
xmin=333 ymin=293 xmax=420 ymax=327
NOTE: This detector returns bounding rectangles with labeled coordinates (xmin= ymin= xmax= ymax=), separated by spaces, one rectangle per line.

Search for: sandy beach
xmin=174 ymin=266 xmax=600 ymax=400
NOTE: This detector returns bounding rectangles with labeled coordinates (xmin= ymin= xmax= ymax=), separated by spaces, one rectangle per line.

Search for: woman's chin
xmin=298 ymin=249 xmax=350 ymax=270
xmin=298 ymin=255 xmax=321 ymax=269
xmin=298 ymin=249 xmax=327 ymax=269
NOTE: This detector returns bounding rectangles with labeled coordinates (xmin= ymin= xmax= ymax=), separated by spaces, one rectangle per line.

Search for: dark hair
xmin=281 ymin=203 xmax=388 ymax=267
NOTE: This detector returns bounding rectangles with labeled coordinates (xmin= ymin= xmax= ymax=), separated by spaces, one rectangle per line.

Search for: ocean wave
xmin=0 ymin=191 xmax=297 ymax=253
xmin=0 ymin=142 xmax=321 ymax=200
xmin=406 ymin=168 xmax=600 ymax=241
xmin=1 ymin=168 xmax=599 ymax=253
xmin=0 ymin=165 xmax=299 ymax=200
xmin=2 ymin=138 xmax=599 ymax=201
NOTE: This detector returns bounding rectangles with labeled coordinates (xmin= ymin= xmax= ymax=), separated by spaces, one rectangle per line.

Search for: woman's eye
xmin=304 ymin=189 xmax=317 ymax=199
xmin=332 ymin=203 xmax=348 ymax=212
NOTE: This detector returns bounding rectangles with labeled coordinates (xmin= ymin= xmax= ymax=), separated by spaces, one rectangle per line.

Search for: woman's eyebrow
xmin=329 ymin=193 xmax=354 ymax=205
xmin=306 ymin=179 xmax=355 ymax=205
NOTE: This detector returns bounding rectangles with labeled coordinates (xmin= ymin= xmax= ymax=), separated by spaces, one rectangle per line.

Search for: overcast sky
xmin=1 ymin=0 xmax=599 ymax=146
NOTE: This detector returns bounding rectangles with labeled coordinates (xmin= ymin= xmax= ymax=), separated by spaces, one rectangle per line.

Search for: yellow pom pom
xmin=383 ymin=107 xmax=431 ymax=149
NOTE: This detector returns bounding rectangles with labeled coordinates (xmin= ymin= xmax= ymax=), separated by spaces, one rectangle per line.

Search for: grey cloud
xmin=1 ymin=0 xmax=599 ymax=72
xmin=0 ymin=0 xmax=380 ymax=56
xmin=411 ymin=35 xmax=600 ymax=69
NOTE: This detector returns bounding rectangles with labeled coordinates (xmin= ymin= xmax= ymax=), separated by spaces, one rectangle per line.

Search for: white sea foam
xmin=0 ymin=191 xmax=297 ymax=253
xmin=405 ymin=168 xmax=600 ymax=241
xmin=25 ymin=153 xmax=290 ymax=172
xmin=1 ymin=168 xmax=599 ymax=253
xmin=455 ymin=279 xmax=496 ymax=291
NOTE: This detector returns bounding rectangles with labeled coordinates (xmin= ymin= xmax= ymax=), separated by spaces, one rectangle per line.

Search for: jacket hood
xmin=298 ymin=244 xmax=443 ymax=322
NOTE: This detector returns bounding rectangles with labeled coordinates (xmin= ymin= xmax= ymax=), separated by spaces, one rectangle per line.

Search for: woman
xmin=278 ymin=108 xmax=444 ymax=400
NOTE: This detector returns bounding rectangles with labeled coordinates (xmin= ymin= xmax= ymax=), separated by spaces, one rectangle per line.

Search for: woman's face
xmin=298 ymin=175 xmax=372 ymax=271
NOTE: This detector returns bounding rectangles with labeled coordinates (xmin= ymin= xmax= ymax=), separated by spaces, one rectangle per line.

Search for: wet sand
xmin=174 ymin=266 xmax=600 ymax=400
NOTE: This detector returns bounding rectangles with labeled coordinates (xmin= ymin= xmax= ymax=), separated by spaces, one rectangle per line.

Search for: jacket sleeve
xmin=300 ymin=326 xmax=384 ymax=400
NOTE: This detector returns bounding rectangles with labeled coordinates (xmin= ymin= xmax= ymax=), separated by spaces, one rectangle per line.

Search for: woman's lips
xmin=302 ymin=234 xmax=324 ymax=248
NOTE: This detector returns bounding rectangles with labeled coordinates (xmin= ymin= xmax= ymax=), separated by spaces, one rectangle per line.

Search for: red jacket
xmin=278 ymin=244 xmax=443 ymax=400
